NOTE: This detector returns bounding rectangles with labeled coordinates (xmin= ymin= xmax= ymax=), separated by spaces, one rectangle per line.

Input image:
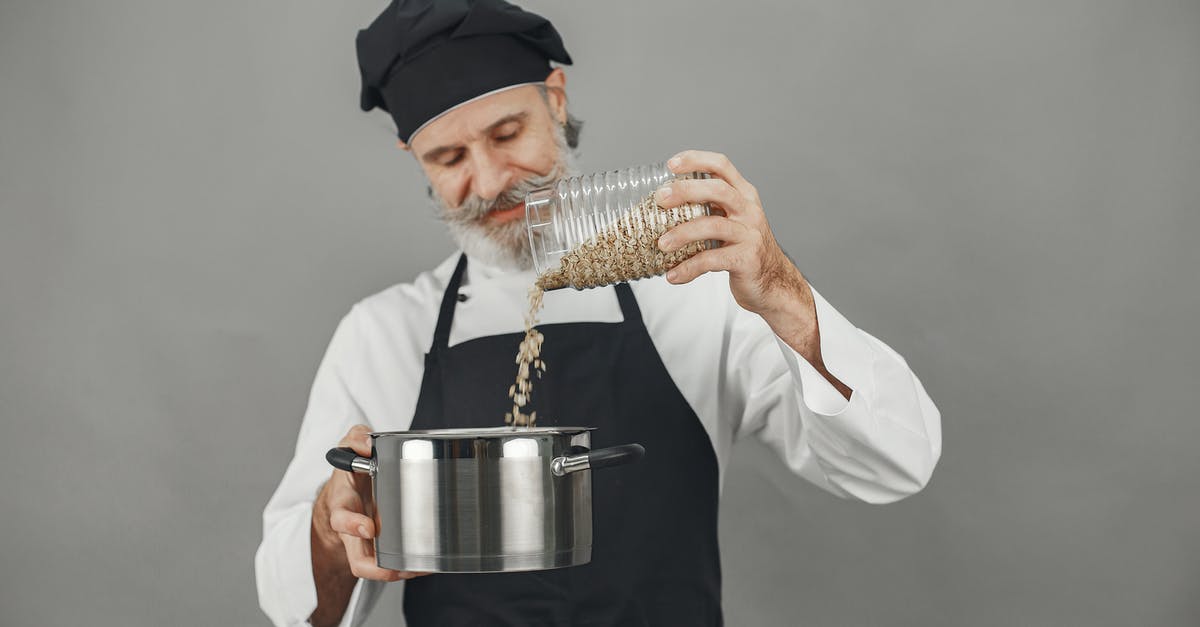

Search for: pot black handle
xmin=551 ymin=443 xmax=644 ymax=477
xmin=326 ymin=447 xmax=375 ymax=475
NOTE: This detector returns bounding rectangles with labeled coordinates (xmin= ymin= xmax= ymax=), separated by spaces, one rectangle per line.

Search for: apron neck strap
xmin=614 ymin=282 xmax=643 ymax=327
xmin=431 ymin=253 xmax=469 ymax=351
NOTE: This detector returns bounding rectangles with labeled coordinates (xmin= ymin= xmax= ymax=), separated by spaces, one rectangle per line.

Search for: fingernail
xmin=658 ymin=235 xmax=672 ymax=251
xmin=358 ymin=525 xmax=369 ymax=538
xmin=668 ymin=156 xmax=682 ymax=169
xmin=666 ymin=270 xmax=678 ymax=282
xmin=655 ymin=185 xmax=672 ymax=201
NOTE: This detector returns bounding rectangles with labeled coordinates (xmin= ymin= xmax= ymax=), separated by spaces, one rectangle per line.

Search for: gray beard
xmin=429 ymin=127 xmax=579 ymax=272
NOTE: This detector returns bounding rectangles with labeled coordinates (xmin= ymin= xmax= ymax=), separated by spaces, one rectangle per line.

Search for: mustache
xmin=442 ymin=168 xmax=562 ymax=226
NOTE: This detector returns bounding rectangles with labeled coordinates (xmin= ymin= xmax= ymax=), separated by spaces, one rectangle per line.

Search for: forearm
xmin=758 ymin=266 xmax=852 ymax=400
xmin=309 ymin=482 xmax=357 ymax=627
xmin=759 ymin=281 xmax=942 ymax=502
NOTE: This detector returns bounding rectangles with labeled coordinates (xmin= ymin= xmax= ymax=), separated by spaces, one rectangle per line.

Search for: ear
xmin=543 ymin=67 xmax=568 ymax=124
xmin=397 ymin=138 xmax=411 ymax=152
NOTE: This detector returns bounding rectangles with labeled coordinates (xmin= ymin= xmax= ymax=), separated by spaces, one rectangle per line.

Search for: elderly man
xmin=255 ymin=1 xmax=942 ymax=625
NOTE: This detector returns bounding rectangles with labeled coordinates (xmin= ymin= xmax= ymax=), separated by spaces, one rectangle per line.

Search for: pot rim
xmin=369 ymin=426 xmax=595 ymax=439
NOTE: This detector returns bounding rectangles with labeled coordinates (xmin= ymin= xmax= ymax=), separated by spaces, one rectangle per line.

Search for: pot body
xmin=369 ymin=427 xmax=595 ymax=573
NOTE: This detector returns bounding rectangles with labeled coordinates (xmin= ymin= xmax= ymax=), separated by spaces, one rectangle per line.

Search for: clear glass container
xmin=525 ymin=162 xmax=713 ymax=291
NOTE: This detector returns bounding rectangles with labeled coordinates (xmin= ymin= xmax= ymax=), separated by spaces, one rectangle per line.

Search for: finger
xmin=324 ymin=481 xmax=364 ymax=514
xmin=329 ymin=508 xmax=375 ymax=540
xmin=340 ymin=530 xmax=409 ymax=582
xmin=658 ymin=215 xmax=749 ymax=253
xmin=666 ymin=247 xmax=741 ymax=285
xmin=338 ymin=424 xmax=373 ymax=457
xmin=332 ymin=511 xmax=430 ymax=581
xmin=665 ymin=150 xmax=752 ymax=195
xmin=654 ymin=178 xmax=742 ymax=215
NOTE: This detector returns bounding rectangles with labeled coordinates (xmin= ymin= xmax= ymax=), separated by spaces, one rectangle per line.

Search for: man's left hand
xmin=654 ymin=149 xmax=851 ymax=399
xmin=654 ymin=149 xmax=808 ymax=322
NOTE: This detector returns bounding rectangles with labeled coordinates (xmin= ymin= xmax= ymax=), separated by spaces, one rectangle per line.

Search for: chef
xmin=255 ymin=1 xmax=942 ymax=625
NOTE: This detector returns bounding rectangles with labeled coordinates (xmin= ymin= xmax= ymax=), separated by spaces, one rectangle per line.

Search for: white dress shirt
xmin=255 ymin=251 xmax=942 ymax=626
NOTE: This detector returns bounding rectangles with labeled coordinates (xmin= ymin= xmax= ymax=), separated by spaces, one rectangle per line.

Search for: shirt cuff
xmin=257 ymin=503 xmax=373 ymax=627
xmin=256 ymin=503 xmax=320 ymax=625
xmin=775 ymin=284 xmax=879 ymax=416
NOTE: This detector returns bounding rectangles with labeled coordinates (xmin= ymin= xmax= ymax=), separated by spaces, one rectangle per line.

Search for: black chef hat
xmin=356 ymin=0 xmax=573 ymax=144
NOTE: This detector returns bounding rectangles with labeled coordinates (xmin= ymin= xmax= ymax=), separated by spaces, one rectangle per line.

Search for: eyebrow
xmin=420 ymin=111 xmax=530 ymax=164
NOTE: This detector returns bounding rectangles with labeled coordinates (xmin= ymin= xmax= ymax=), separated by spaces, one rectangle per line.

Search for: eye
xmin=493 ymin=123 xmax=522 ymax=143
xmin=440 ymin=151 xmax=465 ymax=167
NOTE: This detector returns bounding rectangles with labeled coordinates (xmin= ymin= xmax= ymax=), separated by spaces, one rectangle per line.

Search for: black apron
xmin=403 ymin=255 xmax=723 ymax=626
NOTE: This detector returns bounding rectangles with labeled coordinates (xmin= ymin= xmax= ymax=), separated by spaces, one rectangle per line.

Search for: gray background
xmin=1 ymin=0 xmax=1197 ymax=625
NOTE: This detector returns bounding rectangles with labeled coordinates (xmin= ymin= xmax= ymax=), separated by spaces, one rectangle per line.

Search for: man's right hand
xmin=313 ymin=424 xmax=431 ymax=583
xmin=310 ymin=425 xmax=429 ymax=626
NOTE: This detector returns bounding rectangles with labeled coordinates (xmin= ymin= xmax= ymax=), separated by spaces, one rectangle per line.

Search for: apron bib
xmin=403 ymin=255 xmax=723 ymax=626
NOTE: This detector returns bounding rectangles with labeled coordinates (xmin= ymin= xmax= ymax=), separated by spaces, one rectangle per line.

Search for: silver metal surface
xmin=371 ymin=426 xmax=595 ymax=438
xmin=368 ymin=427 xmax=596 ymax=573
xmin=350 ymin=456 xmax=374 ymax=475
xmin=550 ymin=453 xmax=591 ymax=477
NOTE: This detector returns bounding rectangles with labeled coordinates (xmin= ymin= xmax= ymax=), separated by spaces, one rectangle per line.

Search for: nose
xmin=469 ymin=148 xmax=515 ymax=202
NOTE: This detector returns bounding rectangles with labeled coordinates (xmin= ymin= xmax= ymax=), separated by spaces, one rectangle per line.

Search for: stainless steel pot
xmin=326 ymin=426 xmax=644 ymax=573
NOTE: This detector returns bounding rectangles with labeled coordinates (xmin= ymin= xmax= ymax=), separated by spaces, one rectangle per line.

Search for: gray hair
xmin=536 ymin=83 xmax=583 ymax=150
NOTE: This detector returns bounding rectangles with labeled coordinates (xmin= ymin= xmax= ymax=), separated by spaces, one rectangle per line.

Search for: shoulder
xmin=349 ymin=253 xmax=458 ymax=322
xmin=629 ymin=271 xmax=736 ymax=322
xmin=627 ymin=271 xmax=739 ymax=351
xmin=329 ymin=252 xmax=460 ymax=358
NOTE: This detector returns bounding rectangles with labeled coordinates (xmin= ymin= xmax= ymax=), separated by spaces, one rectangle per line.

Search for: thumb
xmin=338 ymin=424 xmax=374 ymax=457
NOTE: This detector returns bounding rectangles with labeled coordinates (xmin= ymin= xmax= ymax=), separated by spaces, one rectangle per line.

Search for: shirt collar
xmin=460 ymin=252 xmax=537 ymax=290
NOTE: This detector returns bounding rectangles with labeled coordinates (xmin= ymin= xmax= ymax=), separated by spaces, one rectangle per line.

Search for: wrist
xmin=757 ymin=270 xmax=820 ymax=360
xmin=764 ymin=308 xmax=820 ymax=364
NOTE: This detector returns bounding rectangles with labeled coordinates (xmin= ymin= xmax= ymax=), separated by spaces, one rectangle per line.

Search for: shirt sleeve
xmin=254 ymin=307 xmax=380 ymax=626
xmin=732 ymin=284 xmax=942 ymax=504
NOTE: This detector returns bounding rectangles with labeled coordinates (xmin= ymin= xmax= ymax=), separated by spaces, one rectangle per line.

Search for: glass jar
xmin=525 ymin=162 xmax=713 ymax=291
